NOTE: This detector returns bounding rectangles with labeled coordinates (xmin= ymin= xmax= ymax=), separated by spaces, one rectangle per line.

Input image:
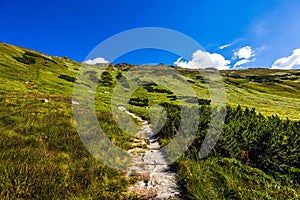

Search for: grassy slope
xmin=222 ymin=69 xmax=300 ymax=120
xmin=1 ymin=42 xmax=300 ymax=199
xmin=0 ymin=42 xmax=135 ymax=199
xmin=175 ymin=67 xmax=300 ymax=120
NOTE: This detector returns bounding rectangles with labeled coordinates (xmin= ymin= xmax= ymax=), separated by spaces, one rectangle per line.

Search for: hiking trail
xmin=118 ymin=106 xmax=183 ymax=199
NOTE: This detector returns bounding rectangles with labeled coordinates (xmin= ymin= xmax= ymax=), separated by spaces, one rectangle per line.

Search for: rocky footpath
xmin=118 ymin=106 xmax=182 ymax=199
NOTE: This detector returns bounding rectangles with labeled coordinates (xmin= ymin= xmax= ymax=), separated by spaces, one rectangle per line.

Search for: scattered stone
xmin=40 ymin=98 xmax=48 ymax=103
xmin=71 ymin=100 xmax=79 ymax=105
xmin=118 ymin=106 xmax=127 ymax=112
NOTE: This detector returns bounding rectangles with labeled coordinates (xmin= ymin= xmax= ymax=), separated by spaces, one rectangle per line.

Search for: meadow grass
xmin=1 ymin=42 xmax=300 ymax=199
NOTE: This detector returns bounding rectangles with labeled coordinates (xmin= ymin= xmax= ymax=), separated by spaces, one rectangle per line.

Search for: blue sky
xmin=1 ymin=0 xmax=300 ymax=69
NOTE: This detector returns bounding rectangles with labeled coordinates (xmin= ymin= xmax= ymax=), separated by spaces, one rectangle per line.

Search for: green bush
xmin=58 ymin=74 xmax=76 ymax=82
xmin=100 ymin=71 xmax=113 ymax=86
xmin=13 ymin=56 xmax=36 ymax=65
xmin=129 ymin=97 xmax=149 ymax=107
xmin=156 ymin=103 xmax=300 ymax=198
xmin=13 ymin=51 xmax=58 ymax=65
xmin=144 ymin=84 xmax=173 ymax=94
xmin=24 ymin=51 xmax=57 ymax=64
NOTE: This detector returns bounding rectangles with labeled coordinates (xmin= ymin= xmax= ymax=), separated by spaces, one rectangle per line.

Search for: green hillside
xmin=174 ymin=67 xmax=300 ymax=120
xmin=0 ymin=43 xmax=135 ymax=199
xmin=0 ymin=42 xmax=300 ymax=199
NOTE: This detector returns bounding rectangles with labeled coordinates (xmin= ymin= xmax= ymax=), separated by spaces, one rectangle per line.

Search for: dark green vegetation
xmin=1 ymin=42 xmax=300 ymax=199
xmin=157 ymin=103 xmax=300 ymax=199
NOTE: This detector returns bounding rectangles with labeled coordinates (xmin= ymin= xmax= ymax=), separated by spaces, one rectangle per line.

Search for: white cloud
xmin=84 ymin=57 xmax=109 ymax=65
xmin=174 ymin=50 xmax=230 ymax=70
xmin=218 ymin=43 xmax=232 ymax=50
xmin=271 ymin=48 xmax=300 ymax=69
xmin=174 ymin=57 xmax=189 ymax=68
xmin=233 ymin=59 xmax=250 ymax=68
xmin=218 ymin=39 xmax=242 ymax=50
xmin=232 ymin=46 xmax=255 ymax=68
xmin=233 ymin=46 xmax=255 ymax=60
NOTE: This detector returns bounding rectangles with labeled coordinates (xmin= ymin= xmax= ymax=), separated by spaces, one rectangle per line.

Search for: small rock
xmin=40 ymin=98 xmax=48 ymax=103
xmin=118 ymin=106 xmax=126 ymax=112
xmin=71 ymin=100 xmax=79 ymax=105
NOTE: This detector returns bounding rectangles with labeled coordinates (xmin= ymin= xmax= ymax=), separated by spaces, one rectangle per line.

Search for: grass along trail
xmin=118 ymin=106 xmax=182 ymax=199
